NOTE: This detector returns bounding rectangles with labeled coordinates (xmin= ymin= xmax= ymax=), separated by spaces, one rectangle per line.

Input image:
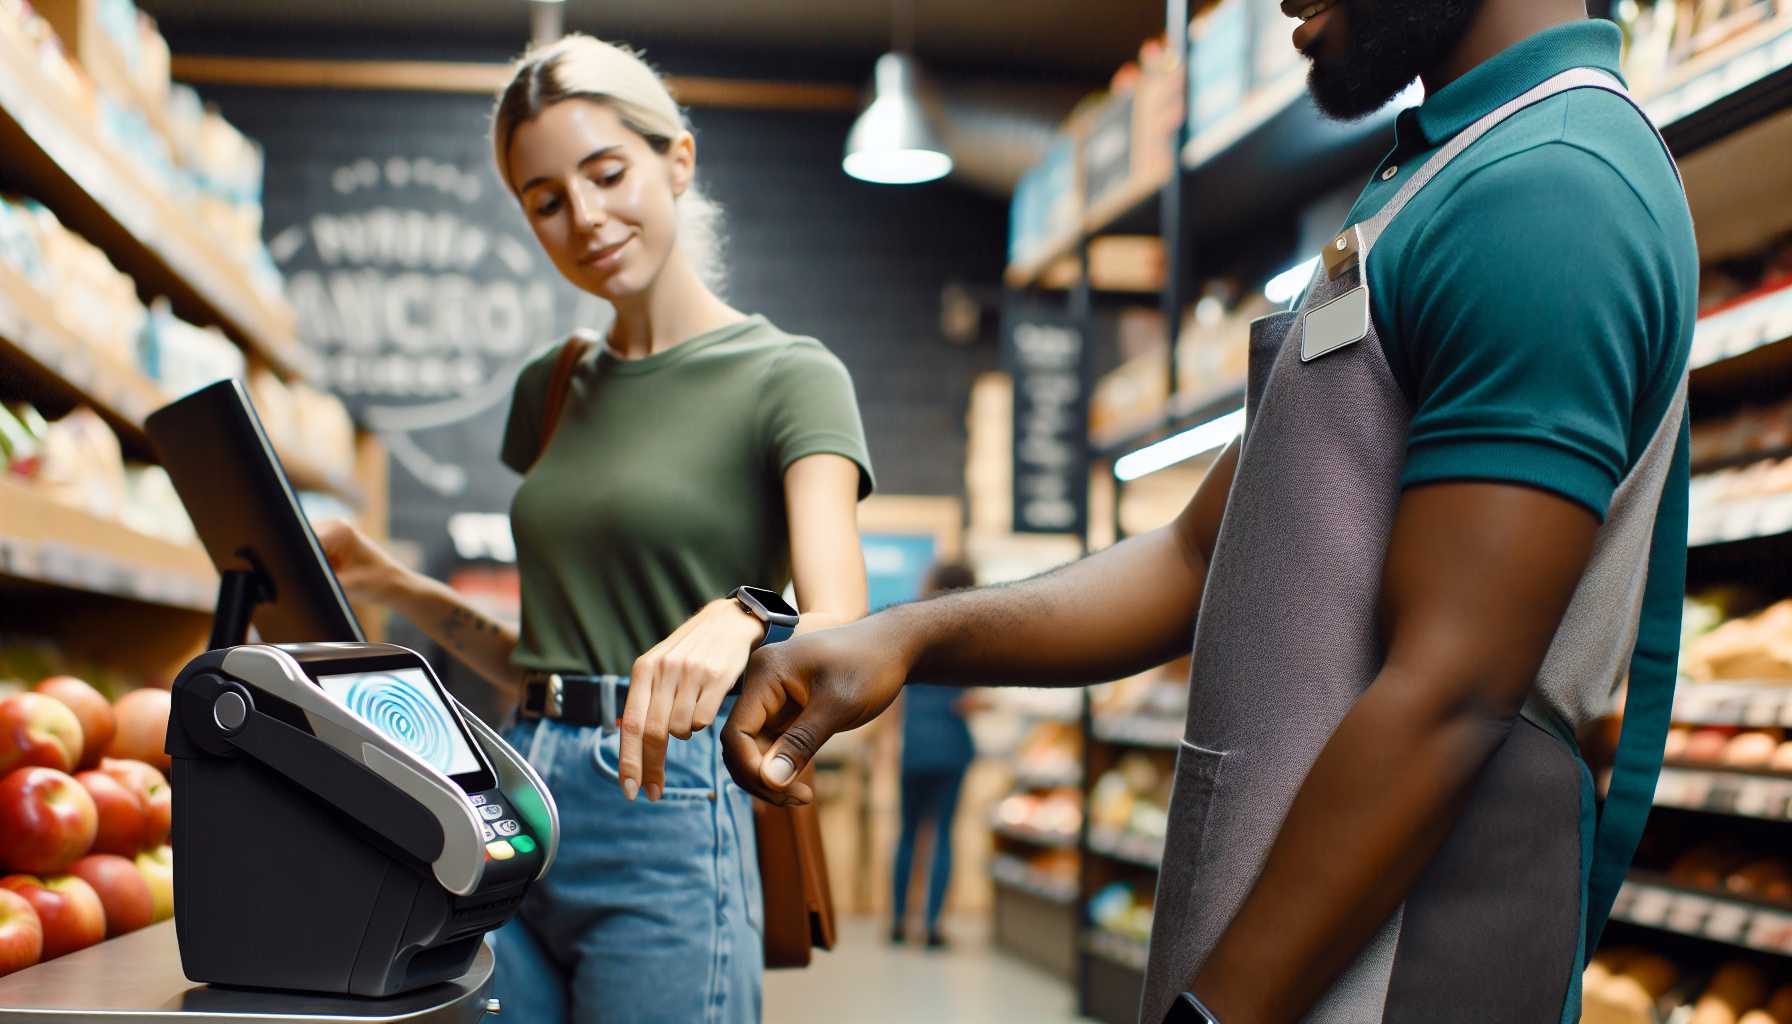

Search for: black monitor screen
xmin=145 ymin=379 xmax=364 ymax=645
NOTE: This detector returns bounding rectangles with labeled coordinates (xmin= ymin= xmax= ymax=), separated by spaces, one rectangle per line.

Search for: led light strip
xmin=1114 ymin=408 xmax=1246 ymax=482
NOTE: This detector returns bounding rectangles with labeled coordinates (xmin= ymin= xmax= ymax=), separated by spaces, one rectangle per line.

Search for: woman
xmin=888 ymin=561 xmax=979 ymax=949
xmin=317 ymin=35 xmax=872 ymax=1024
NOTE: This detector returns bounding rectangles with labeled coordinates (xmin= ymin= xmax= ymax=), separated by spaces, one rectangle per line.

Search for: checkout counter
xmin=0 ymin=381 xmax=556 ymax=1021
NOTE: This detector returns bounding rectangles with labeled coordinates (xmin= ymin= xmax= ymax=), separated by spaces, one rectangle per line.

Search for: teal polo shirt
xmin=1335 ymin=18 xmax=1697 ymax=947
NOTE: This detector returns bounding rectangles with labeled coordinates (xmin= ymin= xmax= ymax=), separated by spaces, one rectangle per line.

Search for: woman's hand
xmin=314 ymin=519 xmax=411 ymax=606
xmin=617 ymin=598 xmax=766 ymax=801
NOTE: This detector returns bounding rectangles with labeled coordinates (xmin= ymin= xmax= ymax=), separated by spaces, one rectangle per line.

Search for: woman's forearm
xmin=386 ymin=573 xmax=524 ymax=703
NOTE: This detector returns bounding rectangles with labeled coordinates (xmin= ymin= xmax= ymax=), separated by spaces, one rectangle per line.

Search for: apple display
xmin=0 ymin=693 xmax=84 ymax=775
xmin=0 ymin=874 xmax=104 ymax=959
xmin=0 ymin=888 xmax=41 ymax=978
xmin=74 ymin=770 xmax=146 ymax=856
xmin=133 ymin=845 xmax=173 ymax=922
xmin=0 ymin=767 xmax=98 ymax=875
xmin=32 ymin=678 xmax=113 ymax=771
xmin=69 ymin=854 xmax=152 ymax=938
xmin=106 ymin=689 xmax=170 ymax=771
xmin=99 ymin=758 xmax=171 ymax=848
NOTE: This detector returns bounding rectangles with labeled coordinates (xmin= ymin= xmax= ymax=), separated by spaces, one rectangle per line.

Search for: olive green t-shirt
xmin=501 ymin=315 xmax=874 ymax=676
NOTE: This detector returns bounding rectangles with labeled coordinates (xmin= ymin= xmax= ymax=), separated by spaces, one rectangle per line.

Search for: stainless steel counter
xmin=0 ymin=922 xmax=495 ymax=1022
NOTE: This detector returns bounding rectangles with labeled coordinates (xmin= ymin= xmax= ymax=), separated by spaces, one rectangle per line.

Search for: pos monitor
xmin=144 ymin=378 xmax=364 ymax=648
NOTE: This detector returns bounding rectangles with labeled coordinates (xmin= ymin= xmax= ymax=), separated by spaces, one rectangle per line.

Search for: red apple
xmin=0 ymin=874 xmax=104 ymax=959
xmin=68 ymin=854 xmax=151 ymax=937
xmin=33 ymin=678 xmax=113 ymax=771
xmin=0 ymin=887 xmax=41 ymax=978
xmin=73 ymin=770 xmax=146 ymax=856
xmin=0 ymin=693 xmax=84 ymax=775
xmin=99 ymin=758 xmax=171 ymax=848
xmin=107 ymin=689 xmax=170 ymax=771
xmin=0 ymin=767 xmax=97 ymax=874
xmin=133 ymin=845 xmax=173 ymax=922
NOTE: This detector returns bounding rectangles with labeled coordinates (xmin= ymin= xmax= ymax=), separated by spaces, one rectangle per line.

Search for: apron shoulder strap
xmin=531 ymin=331 xmax=598 ymax=471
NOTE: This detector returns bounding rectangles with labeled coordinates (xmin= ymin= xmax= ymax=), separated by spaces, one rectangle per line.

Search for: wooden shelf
xmin=990 ymin=854 xmax=1078 ymax=906
xmin=0 ymin=261 xmax=164 ymax=453
xmin=1081 ymin=928 xmax=1150 ymax=974
xmin=1674 ymin=681 xmax=1792 ymax=729
xmin=990 ymin=820 xmax=1079 ymax=850
xmin=1653 ymin=765 xmax=1792 ymax=823
xmin=0 ymin=20 xmax=315 ymax=382
xmin=1090 ymin=715 xmax=1183 ymax=750
xmin=0 ymin=477 xmax=215 ymax=612
xmin=1086 ymin=827 xmax=1165 ymax=870
xmin=1610 ymin=875 xmax=1792 ymax=957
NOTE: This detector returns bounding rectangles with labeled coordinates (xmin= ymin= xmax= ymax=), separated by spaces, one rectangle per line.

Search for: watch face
xmin=739 ymin=586 xmax=798 ymax=619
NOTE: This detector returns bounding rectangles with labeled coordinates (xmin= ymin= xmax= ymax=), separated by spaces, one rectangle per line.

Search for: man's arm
xmin=1189 ymin=479 xmax=1598 ymax=1022
xmin=721 ymin=441 xmax=1239 ymax=802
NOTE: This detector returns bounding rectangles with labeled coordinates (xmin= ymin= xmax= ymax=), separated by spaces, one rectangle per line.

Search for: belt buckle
xmin=546 ymin=673 xmax=565 ymax=719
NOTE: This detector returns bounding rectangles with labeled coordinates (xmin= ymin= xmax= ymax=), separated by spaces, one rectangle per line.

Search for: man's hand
xmin=721 ymin=615 xmax=914 ymax=804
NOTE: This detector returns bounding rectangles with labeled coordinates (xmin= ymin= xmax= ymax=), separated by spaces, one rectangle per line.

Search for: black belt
xmin=520 ymin=672 xmax=629 ymax=726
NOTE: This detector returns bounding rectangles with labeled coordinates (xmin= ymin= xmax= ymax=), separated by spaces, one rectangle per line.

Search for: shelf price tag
xmin=1628 ymin=886 xmax=1672 ymax=927
xmin=1704 ymin=901 xmax=1750 ymax=944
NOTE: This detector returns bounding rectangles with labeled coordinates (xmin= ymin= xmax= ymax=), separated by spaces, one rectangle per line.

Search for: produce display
xmin=0 ymin=674 xmax=174 ymax=977
xmin=1088 ymin=879 xmax=1154 ymax=945
xmin=1682 ymin=594 xmax=1792 ymax=683
xmin=1585 ymin=951 xmax=1792 ymax=1024
xmin=1088 ymin=752 xmax=1171 ymax=846
xmin=1012 ymin=721 xmax=1081 ymax=783
xmin=994 ymin=786 xmax=1083 ymax=841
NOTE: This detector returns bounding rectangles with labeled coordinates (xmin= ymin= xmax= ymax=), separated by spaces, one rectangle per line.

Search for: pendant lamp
xmin=843 ymin=0 xmax=952 ymax=185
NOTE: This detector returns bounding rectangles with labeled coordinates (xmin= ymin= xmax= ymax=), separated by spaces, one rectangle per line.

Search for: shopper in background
xmin=315 ymin=34 xmax=873 ymax=1024
xmin=889 ymin=561 xmax=979 ymax=949
xmin=722 ymin=1 xmax=1696 ymax=1022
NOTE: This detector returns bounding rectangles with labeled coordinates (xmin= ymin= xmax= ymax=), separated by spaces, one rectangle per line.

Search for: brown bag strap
xmin=532 ymin=333 xmax=597 ymax=470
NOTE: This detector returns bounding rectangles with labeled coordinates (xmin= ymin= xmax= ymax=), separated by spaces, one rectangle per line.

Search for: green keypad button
xmin=511 ymin=835 xmax=536 ymax=854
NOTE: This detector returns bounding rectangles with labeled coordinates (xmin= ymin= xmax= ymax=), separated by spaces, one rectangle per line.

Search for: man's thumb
xmin=760 ymin=708 xmax=830 ymax=788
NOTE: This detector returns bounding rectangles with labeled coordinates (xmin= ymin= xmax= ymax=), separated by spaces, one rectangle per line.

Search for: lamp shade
xmin=843 ymin=52 xmax=952 ymax=185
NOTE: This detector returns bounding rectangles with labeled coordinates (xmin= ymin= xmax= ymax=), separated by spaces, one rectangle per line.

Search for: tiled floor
xmin=764 ymin=915 xmax=1096 ymax=1023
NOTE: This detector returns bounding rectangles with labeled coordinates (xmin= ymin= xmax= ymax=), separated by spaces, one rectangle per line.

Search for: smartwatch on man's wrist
xmin=731 ymin=586 xmax=800 ymax=646
xmin=1163 ymin=993 xmax=1220 ymax=1024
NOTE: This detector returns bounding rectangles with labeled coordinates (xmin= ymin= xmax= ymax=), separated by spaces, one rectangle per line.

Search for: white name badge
xmin=1301 ymin=284 xmax=1370 ymax=362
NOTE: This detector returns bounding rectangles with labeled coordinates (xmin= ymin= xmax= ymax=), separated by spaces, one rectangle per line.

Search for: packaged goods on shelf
xmin=35 ymin=406 xmax=125 ymax=519
xmin=0 ymin=0 xmax=97 ymax=115
xmin=1699 ymin=233 xmax=1792 ymax=317
xmin=1585 ymin=949 xmax=1792 ymax=1024
xmin=1008 ymin=135 xmax=1079 ymax=270
xmin=119 ymin=465 xmax=194 ymax=546
xmin=1088 ymin=880 xmax=1154 ymax=943
xmin=1092 ymin=658 xmax=1191 ymax=723
xmin=1660 ymin=836 xmax=1792 ymax=902
xmin=1175 ymin=285 xmax=1269 ymax=403
xmin=288 ymin=382 xmax=356 ymax=475
xmin=0 ymin=402 xmax=47 ymax=477
xmin=1682 ymin=597 xmax=1792 ymax=682
xmin=0 ymin=196 xmax=146 ymax=367
xmin=1688 ymin=457 xmax=1792 ymax=543
xmin=139 ymin=298 xmax=245 ymax=397
xmin=1186 ymin=0 xmax=1251 ymax=138
xmin=1692 ymin=399 xmax=1792 ymax=469
xmin=1088 ymin=752 xmax=1170 ymax=842
xmin=1091 ymin=346 xmax=1170 ymax=443
xmin=246 ymin=365 xmax=296 ymax=452
xmin=1617 ymin=0 xmax=1786 ymax=97
xmin=995 ymin=786 xmax=1083 ymax=839
xmin=1012 ymin=721 xmax=1082 ymax=784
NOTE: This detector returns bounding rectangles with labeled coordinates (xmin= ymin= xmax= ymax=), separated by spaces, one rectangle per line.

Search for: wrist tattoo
xmin=443 ymin=606 xmax=503 ymax=652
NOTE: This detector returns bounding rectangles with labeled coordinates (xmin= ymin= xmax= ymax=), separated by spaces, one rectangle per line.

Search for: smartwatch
xmin=1163 ymin=993 xmax=1221 ymax=1024
xmin=731 ymin=586 xmax=800 ymax=646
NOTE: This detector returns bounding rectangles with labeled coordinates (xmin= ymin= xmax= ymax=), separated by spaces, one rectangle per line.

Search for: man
xmin=723 ymin=0 xmax=1695 ymax=1020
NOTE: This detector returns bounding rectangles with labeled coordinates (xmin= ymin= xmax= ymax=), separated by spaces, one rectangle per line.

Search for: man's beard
xmin=1308 ymin=0 xmax=1483 ymax=120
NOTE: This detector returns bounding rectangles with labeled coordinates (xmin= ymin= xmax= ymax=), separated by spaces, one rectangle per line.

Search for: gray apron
xmin=1140 ymin=68 xmax=1688 ymax=1023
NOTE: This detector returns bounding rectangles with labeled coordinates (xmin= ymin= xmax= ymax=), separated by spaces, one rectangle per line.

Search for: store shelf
xmin=1675 ymin=682 xmax=1792 ymax=729
xmin=1654 ymin=765 xmax=1792 ymax=823
xmin=0 ymin=21 xmax=315 ymax=382
xmin=990 ymin=820 xmax=1079 ymax=850
xmin=1688 ymin=492 xmax=1792 ymax=548
xmin=1012 ymin=764 xmax=1083 ymax=790
xmin=1690 ymin=280 xmax=1792 ymax=374
xmin=0 ymin=262 xmax=164 ymax=454
xmin=281 ymin=449 xmax=368 ymax=508
xmin=1610 ymin=875 xmax=1792 ymax=958
xmin=1647 ymin=16 xmax=1792 ymax=157
xmin=1082 ymin=928 xmax=1151 ymax=974
xmin=1093 ymin=385 xmax=1245 ymax=461
xmin=990 ymin=854 xmax=1078 ymax=906
xmin=1090 ymin=715 xmax=1183 ymax=750
xmin=1087 ymin=827 xmax=1165 ymax=870
xmin=0 ymin=477 xmax=215 ymax=611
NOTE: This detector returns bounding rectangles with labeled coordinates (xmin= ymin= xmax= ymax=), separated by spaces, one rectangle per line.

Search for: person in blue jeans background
xmin=317 ymin=33 xmax=873 ymax=1024
xmin=890 ymin=562 xmax=979 ymax=949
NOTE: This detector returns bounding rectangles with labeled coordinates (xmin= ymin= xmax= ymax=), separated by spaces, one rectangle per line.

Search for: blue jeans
xmin=492 ymin=713 xmax=762 ymax=1023
xmin=891 ymin=769 xmax=966 ymax=934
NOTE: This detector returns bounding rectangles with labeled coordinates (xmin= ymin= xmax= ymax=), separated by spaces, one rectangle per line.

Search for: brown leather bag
xmin=534 ymin=333 xmax=837 ymax=969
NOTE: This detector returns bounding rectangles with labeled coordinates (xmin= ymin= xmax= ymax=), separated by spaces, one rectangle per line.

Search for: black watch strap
xmin=1164 ymin=993 xmax=1221 ymax=1024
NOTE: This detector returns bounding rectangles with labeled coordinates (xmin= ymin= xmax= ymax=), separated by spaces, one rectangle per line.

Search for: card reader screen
xmin=317 ymin=668 xmax=482 ymax=777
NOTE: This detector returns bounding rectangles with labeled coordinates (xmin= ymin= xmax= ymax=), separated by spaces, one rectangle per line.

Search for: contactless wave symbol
xmin=343 ymin=674 xmax=455 ymax=772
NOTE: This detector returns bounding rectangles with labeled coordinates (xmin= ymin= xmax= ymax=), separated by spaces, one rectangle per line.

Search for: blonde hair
xmin=492 ymin=35 xmax=726 ymax=293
